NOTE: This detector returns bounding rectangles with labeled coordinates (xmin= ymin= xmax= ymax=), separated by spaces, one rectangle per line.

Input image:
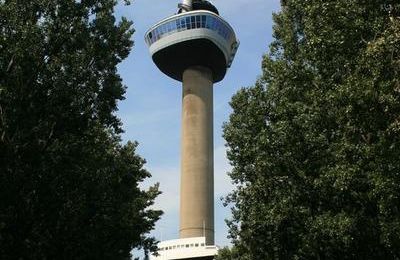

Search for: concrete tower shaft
xmin=180 ymin=66 xmax=214 ymax=245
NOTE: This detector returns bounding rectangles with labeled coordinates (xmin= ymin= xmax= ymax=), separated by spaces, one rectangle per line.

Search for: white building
xmin=150 ymin=237 xmax=218 ymax=260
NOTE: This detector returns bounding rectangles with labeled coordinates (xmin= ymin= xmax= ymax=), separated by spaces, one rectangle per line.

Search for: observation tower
xmin=145 ymin=1 xmax=239 ymax=259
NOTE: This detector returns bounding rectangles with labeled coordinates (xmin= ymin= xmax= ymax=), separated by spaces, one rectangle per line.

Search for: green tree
xmin=223 ymin=1 xmax=400 ymax=259
xmin=216 ymin=246 xmax=248 ymax=260
xmin=0 ymin=0 xmax=161 ymax=259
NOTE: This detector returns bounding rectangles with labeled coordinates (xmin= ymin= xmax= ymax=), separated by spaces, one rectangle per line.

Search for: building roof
xmin=150 ymin=237 xmax=218 ymax=260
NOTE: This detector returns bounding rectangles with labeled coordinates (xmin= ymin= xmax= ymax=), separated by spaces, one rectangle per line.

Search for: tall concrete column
xmin=179 ymin=66 xmax=214 ymax=245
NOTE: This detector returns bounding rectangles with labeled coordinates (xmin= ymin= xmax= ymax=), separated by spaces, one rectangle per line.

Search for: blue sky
xmin=114 ymin=0 xmax=281 ymax=254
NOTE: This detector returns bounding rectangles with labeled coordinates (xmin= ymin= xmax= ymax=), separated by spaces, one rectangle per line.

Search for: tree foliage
xmin=223 ymin=1 xmax=400 ymax=259
xmin=216 ymin=246 xmax=247 ymax=260
xmin=0 ymin=0 xmax=161 ymax=259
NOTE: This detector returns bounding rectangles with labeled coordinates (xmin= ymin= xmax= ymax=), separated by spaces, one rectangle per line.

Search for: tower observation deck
xmin=146 ymin=1 xmax=238 ymax=259
xmin=145 ymin=1 xmax=239 ymax=82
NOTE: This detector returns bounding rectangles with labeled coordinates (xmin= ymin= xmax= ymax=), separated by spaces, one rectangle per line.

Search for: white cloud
xmin=140 ymin=164 xmax=181 ymax=241
xmin=214 ymin=145 xmax=235 ymax=247
xmin=214 ymin=145 xmax=234 ymax=198
xmin=141 ymin=165 xmax=180 ymax=213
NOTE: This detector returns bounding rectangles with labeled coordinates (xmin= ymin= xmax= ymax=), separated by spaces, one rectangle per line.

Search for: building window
xmin=194 ymin=15 xmax=199 ymax=28
xmin=201 ymin=15 xmax=206 ymax=27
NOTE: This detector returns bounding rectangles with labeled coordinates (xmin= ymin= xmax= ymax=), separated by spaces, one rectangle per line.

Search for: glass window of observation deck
xmin=185 ymin=17 xmax=191 ymax=29
xmin=147 ymin=14 xmax=233 ymax=45
xmin=201 ymin=15 xmax=206 ymax=27
xmin=181 ymin=18 xmax=186 ymax=29
xmin=162 ymin=24 xmax=167 ymax=34
xmin=190 ymin=16 xmax=195 ymax=27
